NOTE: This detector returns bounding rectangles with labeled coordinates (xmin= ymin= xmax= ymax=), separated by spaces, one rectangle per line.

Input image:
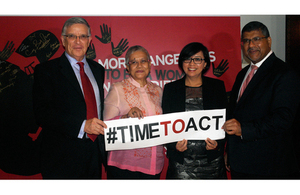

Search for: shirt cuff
xmin=77 ymin=120 xmax=86 ymax=139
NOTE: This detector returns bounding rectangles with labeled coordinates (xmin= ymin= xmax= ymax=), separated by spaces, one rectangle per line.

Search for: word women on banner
xmin=104 ymin=109 xmax=226 ymax=151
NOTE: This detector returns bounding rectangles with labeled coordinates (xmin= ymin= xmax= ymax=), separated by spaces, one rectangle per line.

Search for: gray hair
xmin=125 ymin=45 xmax=151 ymax=66
xmin=61 ymin=17 xmax=91 ymax=36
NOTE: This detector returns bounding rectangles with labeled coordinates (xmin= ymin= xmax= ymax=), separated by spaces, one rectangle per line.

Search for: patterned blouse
xmin=103 ymin=76 xmax=164 ymax=175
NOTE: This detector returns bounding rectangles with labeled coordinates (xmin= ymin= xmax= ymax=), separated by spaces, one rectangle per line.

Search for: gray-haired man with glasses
xmin=33 ymin=17 xmax=107 ymax=179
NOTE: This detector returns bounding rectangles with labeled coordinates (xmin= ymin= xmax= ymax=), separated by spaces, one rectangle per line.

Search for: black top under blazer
xmin=162 ymin=76 xmax=228 ymax=164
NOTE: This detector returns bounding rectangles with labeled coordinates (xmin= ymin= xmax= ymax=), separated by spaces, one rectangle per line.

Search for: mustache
xmin=247 ymin=47 xmax=259 ymax=52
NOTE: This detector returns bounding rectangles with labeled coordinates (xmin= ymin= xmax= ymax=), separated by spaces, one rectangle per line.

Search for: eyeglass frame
xmin=127 ymin=59 xmax=151 ymax=66
xmin=183 ymin=57 xmax=205 ymax=64
xmin=241 ymin=36 xmax=267 ymax=45
xmin=63 ymin=34 xmax=90 ymax=41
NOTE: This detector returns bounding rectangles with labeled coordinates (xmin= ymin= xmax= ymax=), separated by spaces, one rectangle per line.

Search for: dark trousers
xmin=107 ymin=166 xmax=160 ymax=179
xmin=41 ymin=139 xmax=102 ymax=179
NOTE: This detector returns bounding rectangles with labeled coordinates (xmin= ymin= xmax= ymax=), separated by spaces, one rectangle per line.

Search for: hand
xmin=176 ymin=139 xmax=188 ymax=152
xmin=111 ymin=38 xmax=129 ymax=57
xmin=222 ymin=118 xmax=242 ymax=136
xmin=224 ymin=152 xmax=230 ymax=172
xmin=84 ymin=118 xmax=107 ymax=135
xmin=0 ymin=41 xmax=15 ymax=60
xmin=205 ymin=137 xmax=218 ymax=150
xmin=95 ymin=24 xmax=111 ymax=44
xmin=86 ymin=43 xmax=96 ymax=60
xmin=212 ymin=59 xmax=229 ymax=77
xmin=122 ymin=107 xmax=144 ymax=119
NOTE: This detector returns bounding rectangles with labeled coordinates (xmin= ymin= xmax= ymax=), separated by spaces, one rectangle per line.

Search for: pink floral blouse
xmin=104 ymin=77 xmax=164 ymax=175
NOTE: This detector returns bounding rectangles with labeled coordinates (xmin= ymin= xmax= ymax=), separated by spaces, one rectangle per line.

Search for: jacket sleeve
xmin=33 ymin=63 xmax=85 ymax=139
xmin=241 ymin=69 xmax=300 ymax=141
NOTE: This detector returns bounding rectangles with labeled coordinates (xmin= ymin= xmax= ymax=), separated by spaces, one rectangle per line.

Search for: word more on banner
xmin=104 ymin=109 xmax=226 ymax=151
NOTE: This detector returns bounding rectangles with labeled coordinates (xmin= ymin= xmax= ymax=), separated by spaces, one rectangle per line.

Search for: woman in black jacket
xmin=162 ymin=42 xmax=227 ymax=179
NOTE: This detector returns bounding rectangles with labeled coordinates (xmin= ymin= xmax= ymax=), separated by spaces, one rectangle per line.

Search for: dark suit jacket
xmin=33 ymin=53 xmax=106 ymax=178
xmin=227 ymin=53 xmax=300 ymax=176
xmin=162 ymin=76 xmax=228 ymax=164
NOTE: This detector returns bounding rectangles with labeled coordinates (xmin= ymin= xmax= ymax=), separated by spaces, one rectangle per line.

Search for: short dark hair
xmin=241 ymin=21 xmax=270 ymax=40
xmin=178 ymin=42 xmax=210 ymax=74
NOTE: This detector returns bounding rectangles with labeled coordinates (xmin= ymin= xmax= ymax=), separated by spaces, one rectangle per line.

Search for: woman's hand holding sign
xmin=121 ymin=107 xmax=144 ymax=119
xmin=176 ymin=139 xmax=188 ymax=152
xmin=205 ymin=138 xmax=218 ymax=150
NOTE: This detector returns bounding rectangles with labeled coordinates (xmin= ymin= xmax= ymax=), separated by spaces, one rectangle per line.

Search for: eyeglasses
xmin=63 ymin=34 xmax=90 ymax=41
xmin=128 ymin=59 xmax=150 ymax=66
xmin=241 ymin=36 xmax=267 ymax=45
xmin=183 ymin=57 xmax=205 ymax=64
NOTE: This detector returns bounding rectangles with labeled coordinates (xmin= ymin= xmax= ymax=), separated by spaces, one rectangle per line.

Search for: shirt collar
xmin=128 ymin=76 xmax=148 ymax=89
xmin=250 ymin=50 xmax=273 ymax=68
xmin=64 ymin=52 xmax=88 ymax=69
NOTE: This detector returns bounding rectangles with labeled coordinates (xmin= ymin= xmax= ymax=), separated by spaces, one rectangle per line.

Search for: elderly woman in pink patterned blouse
xmin=103 ymin=45 xmax=164 ymax=179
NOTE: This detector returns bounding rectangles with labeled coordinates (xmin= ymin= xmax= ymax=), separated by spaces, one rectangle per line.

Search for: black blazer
xmin=33 ymin=53 xmax=106 ymax=177
xmin=162 ymin=76 xmax=228 ymax=164
xmin=227 ymin=53 xmax=300 ymax=176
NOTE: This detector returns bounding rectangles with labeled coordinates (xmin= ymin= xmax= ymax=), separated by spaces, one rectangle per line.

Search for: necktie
xmin=78 ymin=62 xmax=98 ymax=141
xmin=238 ymin=65 xmax=258 ymax=101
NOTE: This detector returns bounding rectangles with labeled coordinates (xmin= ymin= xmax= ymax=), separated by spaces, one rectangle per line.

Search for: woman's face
xmin=126 ymin=50 xmax=151 ymax=85
xmin=182 ymin=51 xmax=207 ymax=79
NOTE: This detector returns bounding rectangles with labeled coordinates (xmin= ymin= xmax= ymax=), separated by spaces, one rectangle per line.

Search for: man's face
xmin=61 ymin=23 xmax=91 ymax=62
xmin=241 ymin=30 xmax=272 ymax=64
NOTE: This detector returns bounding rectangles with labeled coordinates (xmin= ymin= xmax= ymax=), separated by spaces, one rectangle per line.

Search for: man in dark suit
xmin=33 ymin=17 xmax=107 ymax=179
xmin=223 ymin=21 xmax=300 ymax=179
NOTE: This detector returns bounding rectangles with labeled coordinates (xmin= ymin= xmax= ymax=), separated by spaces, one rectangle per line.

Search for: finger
xmin=98 ymin=120 xmax=107 ymax=129
xmin=177 ymin=140 xmax=183 ymax=147
xmin=99 ymin=127 xmax=104 ymax=135
xmin=137 ymin=111 xmax=144 ymax=119
xmin=121 ymin=39 xmax=129 ymax=48
xmin=129 ymin=111 xmax=136 ymax=118
xmin=95 ymin=35 xmax=101 ymax=41
xmin=205 ymin=140 xmax=213 ymax=148
xmin=177 ymin=140 xmax=185 ymax=148
xmin=100 ymin=25 xmax=104 ymax=34
xmin=103 ymin=23 xmax=107 ymax=32
xmin=117 ymin=38 xmax=124 ymax=47
xmin=225 ymin=165 xmax=231 ymax=172
xmin=124 ymin=46 xmax=129 ymax=52
xmin=225 ymin=129 xmax=235 ymax=135
xmin=205 ymin=138 xmax=213 ymax=145
xmin=182 ymin=139 xmax=188 ymax=148
xmin=177 ymin=142 xmax=187 ymax=152
xmin=219 ymin=59 xmax=224 ymax=66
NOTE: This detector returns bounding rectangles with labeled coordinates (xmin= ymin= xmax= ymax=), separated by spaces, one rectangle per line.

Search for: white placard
xmin=104 ymin=109 xmax=226 ymax=151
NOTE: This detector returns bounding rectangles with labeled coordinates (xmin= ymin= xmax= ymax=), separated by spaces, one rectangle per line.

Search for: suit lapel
xmin=59 ymin=54 xmax=84 ymax=98
xmin=238 ymin=53 xmax=276 ymax=104
xmin=178 ymin=77 xmax=187 ymax=111
xmin=230 ymin=66 xmax=249 ymax=105
xmin=88 ymin=59 xmax=104 ymax=100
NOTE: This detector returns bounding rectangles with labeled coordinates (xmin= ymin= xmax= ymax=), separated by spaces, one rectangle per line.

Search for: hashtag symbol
xmin=106 ymin=127 xmax=118 ymax=144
